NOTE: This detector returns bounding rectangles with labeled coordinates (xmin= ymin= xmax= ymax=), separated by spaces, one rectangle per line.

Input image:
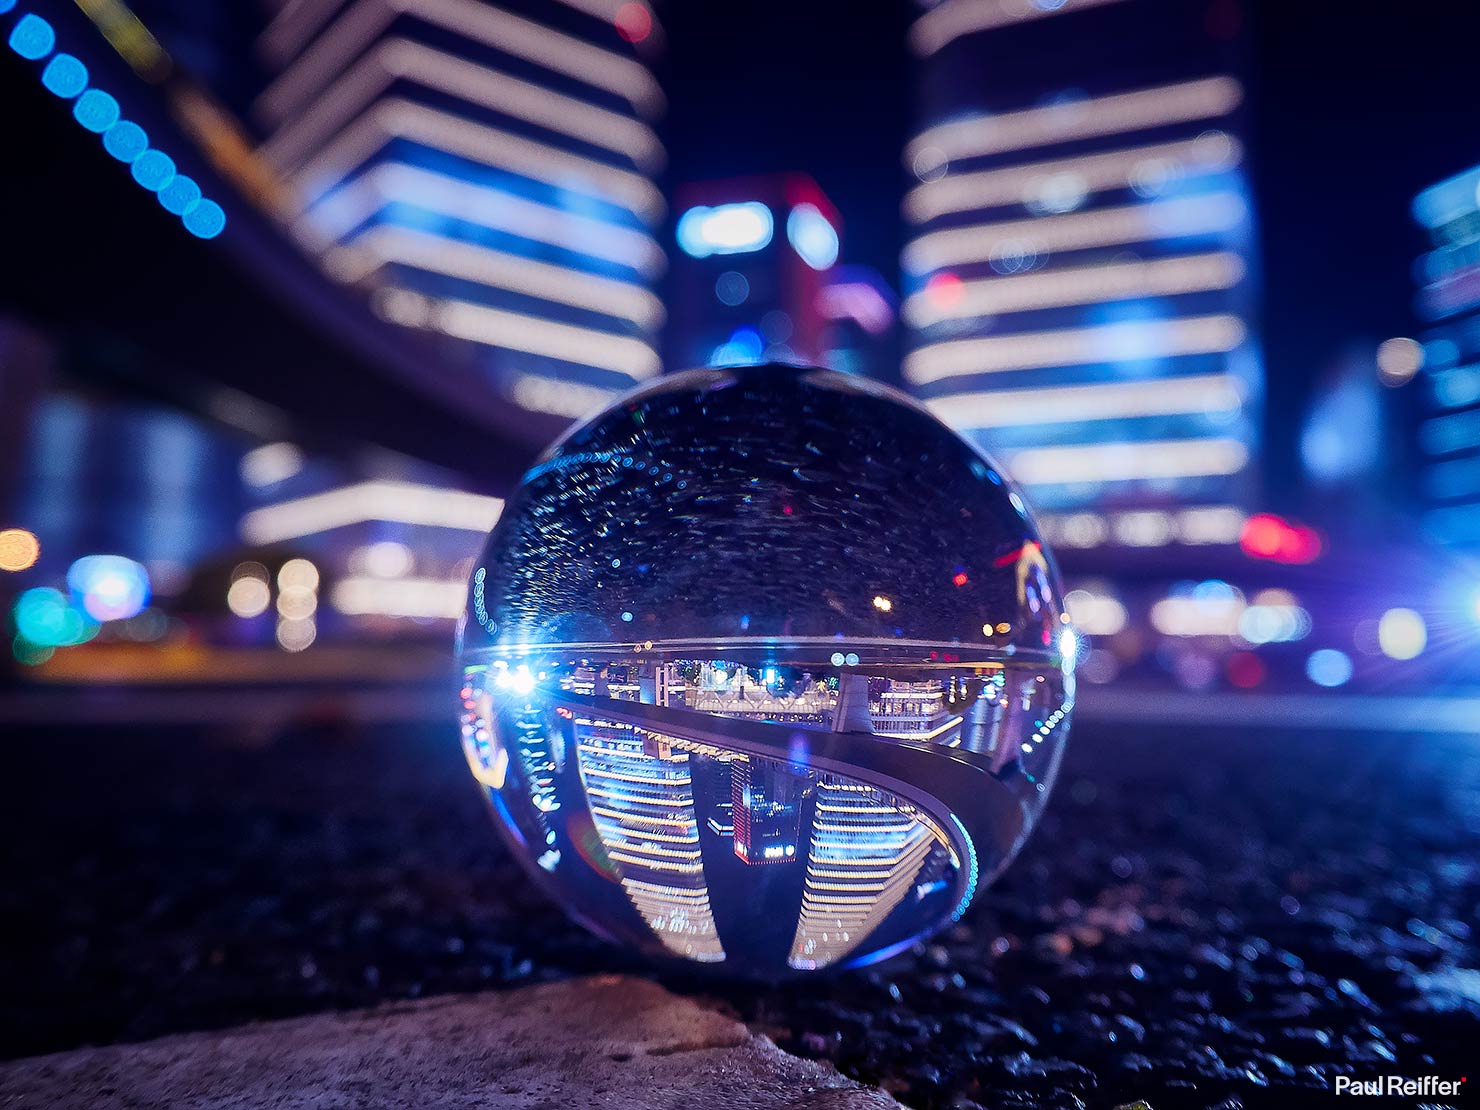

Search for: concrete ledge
xmin=0 ymin=976 xmax=903 ymax=1109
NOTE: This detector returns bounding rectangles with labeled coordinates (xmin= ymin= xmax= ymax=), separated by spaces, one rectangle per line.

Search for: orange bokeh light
xmin=0 ymin=528 xmax=41 ymax=572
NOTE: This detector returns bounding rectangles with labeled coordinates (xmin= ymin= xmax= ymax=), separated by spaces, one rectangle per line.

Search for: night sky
xmin=659 ymin=0 xmax=1480 ymax=502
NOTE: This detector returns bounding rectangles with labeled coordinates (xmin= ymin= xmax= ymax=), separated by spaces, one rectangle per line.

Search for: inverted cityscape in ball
xmin=458 ymin=364 xmax=1075 ymax=976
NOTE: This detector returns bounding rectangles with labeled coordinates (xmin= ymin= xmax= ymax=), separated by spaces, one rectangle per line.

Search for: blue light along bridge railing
xmin=5 ymin=6 xmax=225 ymax=239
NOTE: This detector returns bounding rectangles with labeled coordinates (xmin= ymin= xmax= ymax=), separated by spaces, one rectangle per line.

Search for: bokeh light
xmin=0 ymin=528 xmax=41 ymax=572
xmin=13 ymin=587 xmax=98 ymax=648
xmin=102 ymin=120 xmax=148 ymax=163
xmin=1376 ymin=336 xmax=1424 ymax=387
xmin=1376 ymin=608 xmax=1426 ymax=660
xmin=8 ymin=14 xmax=55 ymax=60
xmin=72 ymin=88 xmax=119 ymax=132
xmin=276 ymin=616 xmax=316 ymax=652
xmin=1306 ymin=648 xmax=1354 ymax=688
xmin=278 ymin=559 xmax=320 ymax=591
xmin=183 ymin=199 xmax=226 ymax=240
xmin=614 ymin=2 xmax=652 ymax=43
xmin=130 ymin=149 xmax=176 ymax=192
xmin=158 ymin=174 xmax=201 ymax=215
xmin=40 ymin=53 xmax=88 ymax=98
xmin=226 ymin=577 xmax=270 ymax=618
xmin=67 ymin=555 xmax=151 ymax=622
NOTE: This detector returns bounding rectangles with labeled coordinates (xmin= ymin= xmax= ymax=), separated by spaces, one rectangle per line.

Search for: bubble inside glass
xmin=458 ymin=365 xmax=1074 ymax=975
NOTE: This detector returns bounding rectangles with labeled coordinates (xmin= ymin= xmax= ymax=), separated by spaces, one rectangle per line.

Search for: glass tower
xmin=902 ymin=0 xmax=1262 ymax=552
xmin=253 ymin=0 xmax=667 ymax=420
xmin=1414 ymin=163 xmax=1480 ymax=546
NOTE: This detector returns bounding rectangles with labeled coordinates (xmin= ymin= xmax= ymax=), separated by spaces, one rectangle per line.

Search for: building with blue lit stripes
xmin=1414 ymin=164 xmax=1480 ymax=546
xmin=252 ymin=0 xmax=666 ymax=420
xmin=901 ymin=0 xmax=1263 ymax=553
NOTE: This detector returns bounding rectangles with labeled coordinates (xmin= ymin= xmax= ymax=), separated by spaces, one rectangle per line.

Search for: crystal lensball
xmin=458 ymin=364 xmax=1074 ymax=976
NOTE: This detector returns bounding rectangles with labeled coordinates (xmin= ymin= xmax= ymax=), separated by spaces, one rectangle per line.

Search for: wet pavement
xmin=3 ymin=709 xmax=1477 ymax=1109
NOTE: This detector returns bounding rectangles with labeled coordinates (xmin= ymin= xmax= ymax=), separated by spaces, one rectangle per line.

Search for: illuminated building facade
xmin=902 ymin=0 xmax=1262 ymax=552
xmin=1413 ymin=164 xmax=1480 ymax=545
xmin=789 ymin=777 xmax=942 ymax=970
xmin=574 ymin=717 xmax=726 ymax=962
xmin=253 ymin=0 xmax=667 ymax=419
xmin=668 ymin=174 xmax=842 ymax=373
xmin=730 ymin=756 xmax=806 ymax=865
xmin=237 ymin=460 xmax=504 ymax=632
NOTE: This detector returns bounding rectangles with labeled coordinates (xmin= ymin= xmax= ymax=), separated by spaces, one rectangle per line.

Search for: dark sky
xmin=657 ymin=0 xmax=1480 ymax=500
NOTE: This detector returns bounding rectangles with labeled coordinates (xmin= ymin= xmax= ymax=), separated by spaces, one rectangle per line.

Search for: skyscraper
xmin=789 ymin=777 xmax=943 ymax=971
xmin=1413 ymin=163 xmax=1480 ymax=546
xmin=729 ymin=756 xmax=806 ymax=865
xmin=902 ymin=0 xmax=1261 ymax=552
xmin=253 ymin=0 xmax=667 ymax=420
xmin=574 ymin=717 xmax=726 ymax=963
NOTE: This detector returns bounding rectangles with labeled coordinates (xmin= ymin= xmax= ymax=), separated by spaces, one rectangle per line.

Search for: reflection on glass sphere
xmin=458 ymin=364 xmax=1075 ymax=975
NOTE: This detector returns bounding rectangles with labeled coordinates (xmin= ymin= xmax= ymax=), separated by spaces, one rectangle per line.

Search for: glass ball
xmin=458 ymin=365 xmax=1075 ymax=975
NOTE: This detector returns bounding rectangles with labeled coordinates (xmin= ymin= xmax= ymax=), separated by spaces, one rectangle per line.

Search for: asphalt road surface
xmin=3 ymin=704 xmax=1476 ymax=1109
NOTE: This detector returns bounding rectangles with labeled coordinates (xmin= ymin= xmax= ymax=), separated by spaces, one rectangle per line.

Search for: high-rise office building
xmin=902 ymin=0 xmax=1261 ymax=552
xmin=1413 ymin=163 xmax=1480 ymax=546
xmin=730 ymin=756 xmax=806 ymax=865
xmin=574 ymin=717 xmax=727 ymax=963
xmin=253 ymin=0 xmax=667 ymax=420
xmin=789 ymin=777 xmax=942 ymax=971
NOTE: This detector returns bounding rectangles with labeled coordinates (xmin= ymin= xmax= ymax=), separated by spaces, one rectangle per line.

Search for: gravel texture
xmin=3 ymin=711 xmax=1477 ymax=1110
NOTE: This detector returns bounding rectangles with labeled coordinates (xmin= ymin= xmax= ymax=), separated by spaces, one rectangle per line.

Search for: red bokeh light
xmin=925 ymin=272 xmax=964 ymax=309
xmin=614 ymin=2 xmax=652 ymax=43
xmin=952 ymin=572 xmax=969 ymax=587
xmin=1239 ymin=513 xmax=1322 ymax=564
xmin=1226 ymin=651 xmax=1266 ymax=689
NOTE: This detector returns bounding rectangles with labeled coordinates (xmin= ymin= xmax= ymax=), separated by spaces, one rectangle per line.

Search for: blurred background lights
xmin=238 ymin=441 xmax=303 ymax=487
xmin=130 ymin=149 xmax=175 ymax=192
xmin=67 ymin=555 xmax=151 ymax=622
xmin=278 ymin=558 xmax=320 ymax=591
xmin=1063 ymin=588 xmax=1127 ymax=635
xmin=158 ymin=173 xmax=200 ymax=215
xmin=1239 ymin=513 xmax=1322 ymax=564
xmin=708 ymin=326 xmax=765 ymax=367
xmin=677 ymin=202 xmax=774 ymax=257
xmin=1376 ymin=608 xmax=1426 ymax=660
xmin=72 ymin=88 xmax=118 ymax=131
xmin=351 ymin=541 xmax=414 ymax=578
xmin=0 ymin=528 xmax=41 ymax=572
xmin=40 ymin=53 xmax=88 ymax=98
xmin=714 ymin=271 xmax=749 ymax=306
xmin=276 ymin=585 xmax=317 ymax=620
xmin=1376 ymin=336 xmax=1424 ymax=386
xmin=183 ymin=199 xmax=226 ymax=239
xmin=1306 ymin=648 xmax=1354 ymax=688
xmin=13 ymin=587 xmax=97 ymax=649
xmin=1226 ymin=651 xmax=1266 ymax=689
xmin=9 ymin=13 xmax=228 ymax=240
xmin=226 ymin=576 xmax=270 ymax=618
xmin=1238 ymin=598 xmax=1311 ymax=645
xmin=275 ymin=616 xmax=316 ymax=652
xmin=102 ymin=120 xmax=148 ymax=163
xmin=786 ymin=203 xmax=840 ymax=270
xmin=8 ymin=13 xmax=55 ymax=59
xmin=613 ymin=1 xmax=652 ymax=43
